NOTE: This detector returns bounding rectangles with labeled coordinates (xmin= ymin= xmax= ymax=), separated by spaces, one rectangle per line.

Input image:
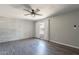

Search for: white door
xmin=35 ymin=19 xmax=49 ymax=40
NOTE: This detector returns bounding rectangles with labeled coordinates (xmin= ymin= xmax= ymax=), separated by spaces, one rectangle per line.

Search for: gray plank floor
xmin=0 ymin=39 xmax=78 ymax=55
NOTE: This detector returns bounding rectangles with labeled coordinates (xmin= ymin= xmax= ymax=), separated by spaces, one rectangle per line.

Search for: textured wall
xmin=0 ymin=18 xmax=35 ymax=42
xmin=50 ymin=11 xmax=79 ymax=48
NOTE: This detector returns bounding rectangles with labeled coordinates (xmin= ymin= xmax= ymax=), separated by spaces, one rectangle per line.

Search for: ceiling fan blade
xmin=24 ymin=9 xmax=31 ymax=13
xmin=24 ymin=14 xmax=31 ymax=16
xmin=35 ymin=9 xmax=40 ymax=12
xmin=35 ymin=13 xmax=42 ymax=16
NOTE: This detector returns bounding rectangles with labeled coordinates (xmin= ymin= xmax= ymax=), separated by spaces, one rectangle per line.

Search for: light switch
xmin=74 ymin=25 xmax=77 ymax=29
xmin=74 ymin=25 xmax=76 ymax=27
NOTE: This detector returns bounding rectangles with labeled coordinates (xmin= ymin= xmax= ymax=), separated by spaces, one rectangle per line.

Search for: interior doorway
xmin=35 ymin=19 xmax=49 ymax=40
xmin=39 ymin=22 xmax=45 ymax=39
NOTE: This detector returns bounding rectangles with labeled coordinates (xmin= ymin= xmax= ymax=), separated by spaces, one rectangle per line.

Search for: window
xmin=39 ymin=22 xmax=45 ymax=34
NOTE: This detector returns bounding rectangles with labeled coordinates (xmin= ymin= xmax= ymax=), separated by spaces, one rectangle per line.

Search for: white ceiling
xmin=0 ymin=4 xmax=79 ymax=20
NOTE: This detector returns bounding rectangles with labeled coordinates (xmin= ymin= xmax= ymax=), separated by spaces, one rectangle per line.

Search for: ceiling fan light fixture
xmin=24 ymin=7 xmax=42 ymax=17
xmin=32 ymin=14 xmax=35 ymax=17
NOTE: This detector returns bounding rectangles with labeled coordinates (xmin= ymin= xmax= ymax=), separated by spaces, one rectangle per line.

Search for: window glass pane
xmin=39 ymin=22 xmax=45 ymax=34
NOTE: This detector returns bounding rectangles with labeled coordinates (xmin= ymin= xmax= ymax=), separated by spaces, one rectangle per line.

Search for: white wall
xmin=50 ymin=11 xmax=79 ymax=48
xmin=0 ymin=17 xmax=35 ymax=42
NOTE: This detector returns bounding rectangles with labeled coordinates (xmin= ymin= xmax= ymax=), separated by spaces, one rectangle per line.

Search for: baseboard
xmin=0 ymin=37 xmax=35 ymax=43
xmin=34 ymin=37 xmax=41 ymax=39
xmin=49 ymin=40 xmax=79 ymax=50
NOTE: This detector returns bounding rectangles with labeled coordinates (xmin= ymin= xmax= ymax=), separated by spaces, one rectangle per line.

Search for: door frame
xmin=35 ymin=18 xmax=50 ymax=41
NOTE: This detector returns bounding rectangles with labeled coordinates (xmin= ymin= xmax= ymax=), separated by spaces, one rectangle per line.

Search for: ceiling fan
xmin=11 ymin=4 xmax=42 ymax=17
xmin=24 ymin=8 xmax=42 ymax=17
